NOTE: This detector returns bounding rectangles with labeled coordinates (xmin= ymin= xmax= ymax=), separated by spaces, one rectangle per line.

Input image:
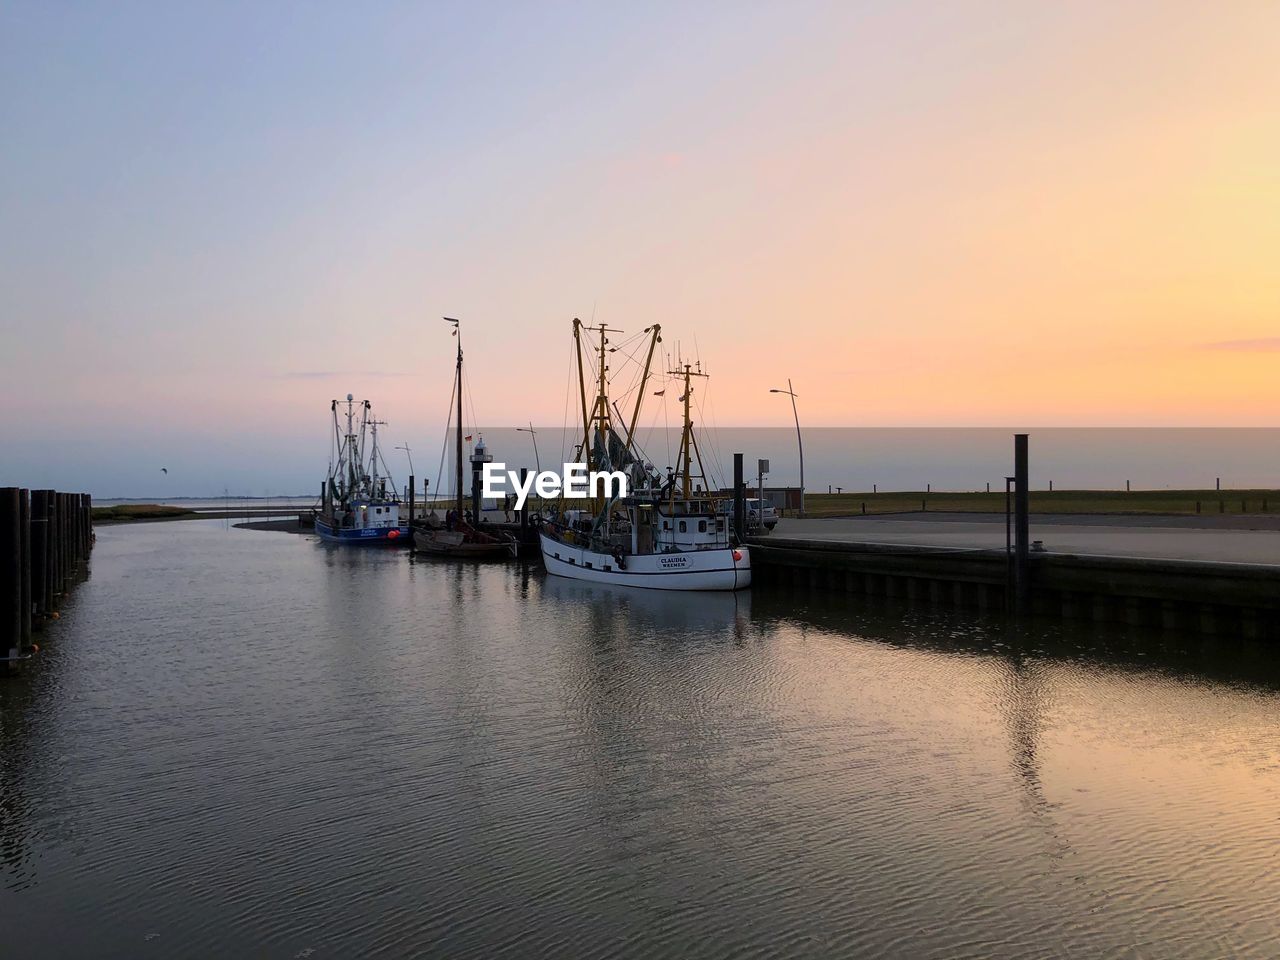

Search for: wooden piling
xmin=30 ymin=490 xmax=48 ymax=617
xmin=54 ymin=493 xmax=66 ymax=591
xmin=519 ymin=468 xmax=530 ymax=536
xmin=1013 ymin=434 xmax=1030 ymax=614
xmin=47 ymin=491 xmax=61 ymax=605
xmin=1 ymin=488 xmax=20 ymax=661
xmin=62 ymin=492 xmax=72 ymax=584
xmin=19 ymin=489 xmax=31 ymax=649
xmin=732 ymin=454 xmax=745 ymax=542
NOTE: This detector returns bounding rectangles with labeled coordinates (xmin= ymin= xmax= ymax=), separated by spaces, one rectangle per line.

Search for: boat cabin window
xmin=698 ymin=520 xmax=707 ymax=533
xmin=678 ymin=521 xmax=687 ymax=533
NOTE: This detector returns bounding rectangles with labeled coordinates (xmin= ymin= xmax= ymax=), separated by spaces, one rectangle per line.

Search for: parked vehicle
xmin=717 ymin=497 xmax=777 ymax=533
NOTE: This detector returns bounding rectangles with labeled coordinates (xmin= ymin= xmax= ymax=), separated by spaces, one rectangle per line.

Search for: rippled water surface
xmin=3 ymin=520 xmax=1280 ymax=958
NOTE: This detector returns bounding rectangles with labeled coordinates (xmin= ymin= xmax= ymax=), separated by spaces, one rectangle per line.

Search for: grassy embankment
xmin=800 ymin=489 xmax=1280 ymax=517
xmin=91 ymin=504 xmax=196 ymax=523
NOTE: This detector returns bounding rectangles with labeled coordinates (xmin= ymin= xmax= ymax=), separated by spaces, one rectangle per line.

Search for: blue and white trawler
xmin=315 ymin=394 xmax=410 ymax=545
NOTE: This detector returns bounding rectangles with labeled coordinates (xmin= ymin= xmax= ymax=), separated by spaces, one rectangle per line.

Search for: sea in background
xmin=400 ymin=428 xmax=1280 ymax=494
xmin=92 ymin=429 xmax=1280 ymax=500
xmin=2 ymin=520 xmax=1279 ymax=957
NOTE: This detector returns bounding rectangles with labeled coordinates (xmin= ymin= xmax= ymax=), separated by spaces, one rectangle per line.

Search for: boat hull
xmin=538 ymin=531 xmax=750 ymax=591
xmin=413 ymin=529 xmax=517 ymax=559
xmin=314 ymin=518 xmax=410 ymax=544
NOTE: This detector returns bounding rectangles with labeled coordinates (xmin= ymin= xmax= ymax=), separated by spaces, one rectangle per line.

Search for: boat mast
xmin=448 ymin=317 xmax=464 ymax=518
xmin=591 ymin=322 xmax=622 ymax=462
xmin=668 ymin=361 xmax=709 ymax=500
xmin=359 ymin=400 xmax=372 ymax=496
xmin=621 ymin=324 xmax=662 ymax=457
xmin=369 ymin=416 xmax=387 ymax=497
xmin=573 ymin=318 xmax=591 ymax=469
xmin=346 ymin=394 xmax=358 ymax=499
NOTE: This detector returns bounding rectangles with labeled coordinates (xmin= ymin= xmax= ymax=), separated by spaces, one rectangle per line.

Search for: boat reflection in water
xmin=538 ymin=572 xmax=752 ymax=637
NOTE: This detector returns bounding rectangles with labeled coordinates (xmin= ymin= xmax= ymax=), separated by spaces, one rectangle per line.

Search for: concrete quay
xmin=749 ymin=513 xmax=1280 ymax=639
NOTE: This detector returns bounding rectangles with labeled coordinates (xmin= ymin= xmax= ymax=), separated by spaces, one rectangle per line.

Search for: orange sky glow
xmin=3 ymin=1 xmax=1280 ymax=492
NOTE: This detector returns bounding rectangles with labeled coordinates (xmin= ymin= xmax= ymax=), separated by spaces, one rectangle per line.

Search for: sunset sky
xmin=3 ymin=1 xmax=1279 ymax=494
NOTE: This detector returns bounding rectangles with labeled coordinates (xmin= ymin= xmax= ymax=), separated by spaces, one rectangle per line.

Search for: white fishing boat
xmin=537 ymin=319 xmax=751 ymax=591
xmin=315 ymin=395 xmax=409 ymax=545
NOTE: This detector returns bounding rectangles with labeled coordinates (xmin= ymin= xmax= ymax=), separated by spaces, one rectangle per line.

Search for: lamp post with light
xmin=769 ymin=380 xmax=805 ymax=517
xmin=515 ymin=423 xmax=540 ymax=475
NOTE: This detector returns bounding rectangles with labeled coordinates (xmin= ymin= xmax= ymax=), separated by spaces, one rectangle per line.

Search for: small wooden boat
xmin=413 ymin=521 xmax=517 ymax=559
xmin=414 ymin=317 xmax=517 ymax=562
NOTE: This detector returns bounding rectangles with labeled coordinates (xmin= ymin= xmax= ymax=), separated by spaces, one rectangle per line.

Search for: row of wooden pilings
xmin=1 ymin=488 xmax=94 ymax=671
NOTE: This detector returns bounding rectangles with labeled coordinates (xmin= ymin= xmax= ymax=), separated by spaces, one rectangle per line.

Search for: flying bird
xmin=160 ymin=467 xmax=168 ymax=474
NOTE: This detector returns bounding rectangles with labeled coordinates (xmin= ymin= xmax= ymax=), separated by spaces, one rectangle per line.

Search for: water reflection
xmin=539 ymin=574 xmax=752 ymax=638
xmin=2 ymin=522 xmax=1279 ymax=958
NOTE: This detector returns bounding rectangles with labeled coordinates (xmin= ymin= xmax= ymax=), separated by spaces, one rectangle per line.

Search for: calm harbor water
xmin=3 ymin=520 xmax=1279 ymax=957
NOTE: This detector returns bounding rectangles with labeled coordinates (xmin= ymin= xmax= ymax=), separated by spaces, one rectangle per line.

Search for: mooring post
xmin=72 ymin=493 xmax=81 ymax=565
xmin=470 ymin=460 xmax=481 ymax=525
xmin=519 ymin=468 xmax=529 ymax=536
xmin=77 ymin=494 xmax=86 ymax=560
xmin=72 ymin=493 xmax=81 ymax=567
xmin=52 ymin=493 xmax=64 ymax=600
xmin=79 ymin=493 xmax=88 ymax=563
xmin=66 ymin=492 xmax=76 ymax=577
xmin=40 ymin=491 xmax=56 ymax=610
xmin=61 ymin=492 xmax=72 ymax=584
xmin=408 ymin=474 xmax=415 ymax=525
xmin=1004 ymin=475 xmax=1014 ymax=608
xmin=1014 ymin=434 xmax=1030 ymax=614
xmin=84 ymin=494 xmax=93 ymax=555
xmin=58 ymin=493 xmax=68 ymax=589
xmin=31 ymin=491 xmax=48 ymax=618
xmin=59 ymin=492 xmax=69 ymax=578
xmin=1 ymin=488 xmax=20 ymax=661
xmin=19 ymin=489 xmax=31 ymax=649
xmin=733 ymin=454 xmax=745 ymax=542
xmin=46 ymin=492 xmax=59 ymax=599
xmin=73 ymin=493 xmax=82 ymax=568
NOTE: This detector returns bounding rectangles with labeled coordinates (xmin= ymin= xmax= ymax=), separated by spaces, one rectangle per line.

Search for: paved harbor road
xmin=773 ymin=513 xmax=1280 ymax=566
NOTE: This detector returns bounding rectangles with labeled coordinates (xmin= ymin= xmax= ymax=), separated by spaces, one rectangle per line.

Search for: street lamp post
xmin=515 ymin=423 xmax=541 ymax=475
xmin=395 ymin=443 xmax=415 ymax=499
xmin=769 ymin=379 xmax=805 ymax=517
xmin=395 ymin=443 xmax=415 ymax=477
